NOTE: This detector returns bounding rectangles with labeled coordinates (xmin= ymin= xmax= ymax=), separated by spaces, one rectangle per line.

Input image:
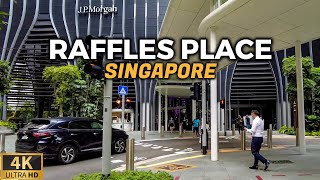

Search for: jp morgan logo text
xmin=78 ymin=6 xmax=117 ymax=15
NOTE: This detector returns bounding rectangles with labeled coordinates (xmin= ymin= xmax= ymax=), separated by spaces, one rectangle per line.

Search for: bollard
xmin=232 ymin=124 xmax=235 ymax=136
xmin=126 ymin=139 xmax=135 ymax=171
xmin=179 ymin=124 xmax=183 ymax=137
xmin=267 ymin=124 xmax=272 ymax=149
xmin=241 ymin=131 xmax=246 ymax=151
xmin=0 ymin=134 xmax=6 ymax=153
xmin=141 ymin=127 xmax=145 ymax=140
xmin=161 ymin=126 xmax=164 ymax=138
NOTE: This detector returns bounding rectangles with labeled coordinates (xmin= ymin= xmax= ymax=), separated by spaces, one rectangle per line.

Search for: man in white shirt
xmin=245 ymin=110 xmax=271 ymax=170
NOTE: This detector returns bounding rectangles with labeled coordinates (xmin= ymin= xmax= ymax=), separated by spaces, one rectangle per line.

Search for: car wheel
xmin=113 ymin=138 xmax=126 ymax=154
xmin=58 ymin=144 xmax=77 ymax=164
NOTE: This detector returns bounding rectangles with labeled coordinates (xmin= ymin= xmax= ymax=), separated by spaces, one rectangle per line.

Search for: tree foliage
xmin=43 ymin=65 xmax=81 ymax=116
xmin=0 ymin=60 xmax=11 ymax=95
xmin=283 ymin=56 xmax=320 ymax=115
xmin=282 ymin=56 xmax=316 ymax=103
xmin=43 ymin=62 xmax=104 ymax=119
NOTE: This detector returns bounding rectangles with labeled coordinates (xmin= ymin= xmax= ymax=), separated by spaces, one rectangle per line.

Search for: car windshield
xmin=23 ymin=119 xmax=52 ymax=130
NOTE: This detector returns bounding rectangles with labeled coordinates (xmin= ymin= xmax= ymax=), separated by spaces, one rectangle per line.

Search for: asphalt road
xmin=44 ymin=138 xmax=201 ymax=180
xmin=43 ymin=136 xmax=320 ymax=180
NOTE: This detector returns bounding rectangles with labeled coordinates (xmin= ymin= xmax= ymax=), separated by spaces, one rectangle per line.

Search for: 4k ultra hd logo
xmin=0 ymin=153 xmax=43 ymax=180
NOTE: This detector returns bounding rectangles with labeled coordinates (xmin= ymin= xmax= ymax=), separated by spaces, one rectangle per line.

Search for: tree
xmin=0 ymin=61 xmax=11 ymax=95
xmin=282 ymin=56 xmax=316 ymax=103
xmin=282 ymin=56 xmax=320 ymax=116
xmin=43 ymin=65 xmax=81 ymax=117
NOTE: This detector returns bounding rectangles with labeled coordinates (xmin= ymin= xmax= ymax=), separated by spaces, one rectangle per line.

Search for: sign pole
xmin=102 ymin=79 xmax=113 ymax=177
xmin=122 ymin=94 xmax=125 ymax=130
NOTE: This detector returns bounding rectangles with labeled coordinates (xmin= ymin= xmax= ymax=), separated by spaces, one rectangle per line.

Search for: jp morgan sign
xmin=78 ymin=6 xmax=117 ymax=15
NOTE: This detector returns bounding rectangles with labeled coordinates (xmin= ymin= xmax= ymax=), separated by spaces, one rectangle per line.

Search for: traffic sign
xmin=118 ymin=86 xmax=128 ymax=95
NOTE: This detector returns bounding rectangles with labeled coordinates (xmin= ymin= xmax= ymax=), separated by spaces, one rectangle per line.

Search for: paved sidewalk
xmin=138 ymin=145 xmax=320 ymax=180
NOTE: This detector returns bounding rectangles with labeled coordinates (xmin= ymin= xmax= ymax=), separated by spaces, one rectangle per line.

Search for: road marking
xmin=163 ymin=147 xmax=168 ymax=148
xmin=175 ymin=149 xmax=180 ymax=151
xmin=111 ymin=160 xmax=124 ymax=163
xmin=162 ymin=148 xmax=174 ymax=152
xmin=151 ymin=146 xmax=163 ymax=149
xmin=137 ymin=154 xmax=205 ymax=169
xmin=134 ymin=156 xmax=147 ymax=161
xmin=113 ymin=151 xmax=199 ymax=171
xmin=142 ymin=144 xmax=153 ymax=147
xmin=256 ymin=175 xmax=263 ymax=180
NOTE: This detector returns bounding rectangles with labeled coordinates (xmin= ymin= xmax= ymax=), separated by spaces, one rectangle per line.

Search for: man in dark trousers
xmin=245 ymin=110 xmax=271 ymax=170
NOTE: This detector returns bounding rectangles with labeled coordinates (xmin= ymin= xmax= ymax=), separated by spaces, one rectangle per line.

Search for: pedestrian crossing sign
xmin=118 ymin=86 xmax=128 ymax=95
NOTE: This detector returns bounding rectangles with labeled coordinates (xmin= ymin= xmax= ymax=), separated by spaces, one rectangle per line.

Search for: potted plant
xmin=0 ymin=120 xmax=17 ymax=133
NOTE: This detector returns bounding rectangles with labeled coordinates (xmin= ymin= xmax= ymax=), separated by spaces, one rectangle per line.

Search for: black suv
xmin=15 ymin=117 xmax=128 ymax=164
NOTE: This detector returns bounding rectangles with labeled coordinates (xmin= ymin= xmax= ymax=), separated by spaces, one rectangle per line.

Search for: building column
xmin=287 ymin=101 xmax=292 ymax=127
xmin=282 ymin=101 xmax=287 ymax=127
xmin=276 ymin=100 xmax=281 ymax=129
xmin=146 ymin=102 xmax=150 ymax=131
xmin=192 ymin=99 xmax=196 ymax=121
xmin=209 ymin=28 xmax=218 ymax=161
xmin=2 ymin=95 xmax=7 ymax=120
xmin=165 ymin=89 xmax=168 ymax=131
xmin=295 ymin=41 xmax=306 ymax=154
xmin=217 ymin=102 xmax=221 ymax=131
xmin=158 ymin=91 xmax=162 ymax=133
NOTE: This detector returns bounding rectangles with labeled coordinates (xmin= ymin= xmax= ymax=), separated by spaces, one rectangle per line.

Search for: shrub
xmin=72 ymin=171 xmax=173 ymax=180
xmin=278 ymin=126 xmax=295 ymax=135
xmin=305 ymin=131 xmax=320 ymax=136
xmin=0 ymin=120 xmax=17 ymax=129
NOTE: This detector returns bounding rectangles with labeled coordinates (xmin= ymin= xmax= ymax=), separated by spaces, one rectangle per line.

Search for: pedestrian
xmin=245 ymin=110 xmax=271 ymax=170
xmin=192 ymin=117 xmax=200 ymax=138
xmin=237 ymin=115 xmax=244 ymax=134
xmin=168 ymin=117 xmax=175 ymax=133
xmin=182 ymin=117 xmax=188 ymax=133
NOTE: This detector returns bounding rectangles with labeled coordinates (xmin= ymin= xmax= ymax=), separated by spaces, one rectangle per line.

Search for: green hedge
xmin=0 ymin=120 xmax=17 ymax=129
xmin=278 ymin=126 xmax=295 ymax=135
xmin=279 ymin=125 xmax=320 ymax=136
xmin=72 ymin=171 xmax=173 ymax=180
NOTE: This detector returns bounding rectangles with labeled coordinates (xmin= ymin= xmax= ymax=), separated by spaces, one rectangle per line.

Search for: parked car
xmin=15 ymin=117 xmax=128 ymax=164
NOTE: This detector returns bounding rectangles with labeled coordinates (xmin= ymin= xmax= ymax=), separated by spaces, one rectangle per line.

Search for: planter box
xmin=0 ymin=126 xmax=14 ymax=134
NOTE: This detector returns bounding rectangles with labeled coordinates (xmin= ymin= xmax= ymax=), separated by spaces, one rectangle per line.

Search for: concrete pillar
xmin=130 ymin=112 xmax=134 ymax=130
xmin=282 ymin=101 xmax=287 ymax=127
xmin=158 ymin=91 xmax=162 ymax=133
xmin=165 ymin=89 xmax=168 ymax=131
xmin=209 ymin=28 xmax=218 ymax=161
xmin=2 ymin=95 xmax=7 ymax=120
xmin=295 ymin=41 xmax=306 ymax=154
xmin=192 ymin=100 xmax=196 ymax=121
xmin=287 ymin=101 xmax=292 ymax=127
xmin=142 ymin=102 xmax=146 ymax=129
xmin=217 ymin=102 xmax=221 ymax=131
xmin=276 ymin=101 xmax=281 ymax=129
xmin=146 ymin=102 xmax=150 ymax=131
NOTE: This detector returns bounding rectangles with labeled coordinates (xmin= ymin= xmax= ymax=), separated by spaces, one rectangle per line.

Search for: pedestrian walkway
xmin=137 ymin=145 xmax=320 ymax=180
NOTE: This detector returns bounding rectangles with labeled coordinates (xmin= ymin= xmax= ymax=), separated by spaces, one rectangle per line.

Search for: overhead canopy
xmin=199 ymin=0 xmax=320 ymax=51
xmin=158 ymin=0 xmax=233 ymax=78
xmin=156 ymin=85 xmax=191 ymax=97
